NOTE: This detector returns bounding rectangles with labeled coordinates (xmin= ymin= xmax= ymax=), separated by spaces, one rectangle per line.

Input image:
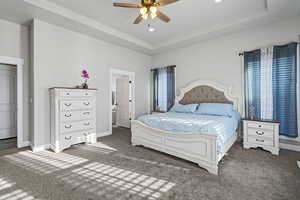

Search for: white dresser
xmin=243 ymin=119 xmax=280 ymax=155
xmin=50 ymin=88 xmax=97 ymax=153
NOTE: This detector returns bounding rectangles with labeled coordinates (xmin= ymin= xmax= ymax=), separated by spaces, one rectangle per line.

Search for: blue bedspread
xmin=138 ymin=112 xmax=241 ymax=153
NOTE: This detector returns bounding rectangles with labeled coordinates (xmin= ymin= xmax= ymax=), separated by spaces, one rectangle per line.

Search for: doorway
xmin=110 ymin=69 xmax=135 ymax=134
xmin=0 ymin=64 xmax=17 ymax=149
xmin=0 ymin=56 xmax=24 ymax=149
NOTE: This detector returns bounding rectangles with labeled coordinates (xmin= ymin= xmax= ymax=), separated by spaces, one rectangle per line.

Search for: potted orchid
xmin=81 ymin=69 xmax=90 ymax=89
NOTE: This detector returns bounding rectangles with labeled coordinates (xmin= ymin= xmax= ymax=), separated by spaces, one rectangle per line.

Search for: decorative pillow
xmin=195 ymin=103 xmax=234 ymax=117
xmin=170 ymin=103 xmax=199 ymax=113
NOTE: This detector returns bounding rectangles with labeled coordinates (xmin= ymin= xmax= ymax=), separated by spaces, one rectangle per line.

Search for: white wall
xmin=32 ymin=19 xmax=151 ymax=147
xmin=1 ymin=15 xmax=299 ymax=148
xmin=0 ymin=19 xmax=30 ymax=144
xmin=152 ymin=16 xmax=300 ymax=142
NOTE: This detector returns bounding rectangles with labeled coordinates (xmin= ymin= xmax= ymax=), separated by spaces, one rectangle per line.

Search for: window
xmin=244 ymin=43 xmax=298 ymax=137
xmin=152 ymin=66 xmax=176 ymax=112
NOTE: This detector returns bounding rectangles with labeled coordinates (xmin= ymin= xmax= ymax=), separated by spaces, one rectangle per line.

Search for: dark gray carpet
xmin=0 ymin=127 xmax=299 ymax=200
xmin=0 ymin=137 xmax=16 ymax=151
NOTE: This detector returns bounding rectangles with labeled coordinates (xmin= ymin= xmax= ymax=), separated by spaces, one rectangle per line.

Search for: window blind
xmin=244 ymin=43 xmax=298 ymax=137
xmin=272 ymin=43 xmax=298 ymax=137
xmin=152 ymin=66 xmax=176 ymax=112
xmin=244 ymin=49 xmax=261 ymax=119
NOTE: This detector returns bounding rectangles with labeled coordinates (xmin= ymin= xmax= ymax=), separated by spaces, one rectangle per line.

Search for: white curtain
xmin=260 ymin=47 xmax=273 ymax=120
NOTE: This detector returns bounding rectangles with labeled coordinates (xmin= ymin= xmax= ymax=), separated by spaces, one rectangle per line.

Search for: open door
xmin=0 ymin=64 xmax=17 ymax=140
xmin=116 ymin=77 xmax=130 ymax=128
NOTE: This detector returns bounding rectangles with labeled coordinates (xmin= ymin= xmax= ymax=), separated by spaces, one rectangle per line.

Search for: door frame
xmin=109 ymin=69 xmax=135 ymax=134
xmin=0 ymin=56 xmax=24 ymax=148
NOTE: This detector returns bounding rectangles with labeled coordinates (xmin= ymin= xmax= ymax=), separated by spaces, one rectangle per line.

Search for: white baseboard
xmin=280 ymin=142 xmax=300 ymax=152
xmin=31 ymin=144 xmax=50 ymax=152
xmin=18 ymin=141 xmax=31 ymax=148
xmin=97 ymin=131 xmax=112 ymax=138
xmin=30 ymin=132 xmax=112 ymax=152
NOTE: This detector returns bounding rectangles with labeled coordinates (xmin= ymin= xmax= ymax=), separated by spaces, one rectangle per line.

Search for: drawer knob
xmin=65 ymin=125 xmax=72 ymax=129
xmin=258 ymin=125 xmax=262 ymax=128
xmin=84 ymin=122 xmax=90 ymax=126
xmin=66 ymin=93 xmax=70 ymax=95
xmin=83 ymin=102 xmax=90 ymax=106
xmin=85 ymin=93 xmax=88 ymax=95
xmin=65 ymin=136 xmax=72 ymax=140
xmin=83 ymin=133 xmax=88 ymax=136
xmin=64 ymin=113 xmax=72 ymax=117
xmin=83 ymin=112 xmax=90 ymax=115
xmin=256 ymin=139 xmax=264 ymax=142
xmin=64 ymin=103 xmax=72 ymax=106
xmin=256 ymin=131 xmax=264 ymax=135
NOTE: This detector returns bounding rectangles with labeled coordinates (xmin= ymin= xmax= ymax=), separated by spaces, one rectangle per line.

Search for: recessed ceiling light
xmin=148 ymin=24 xmax=155 ymax=32
xmin=215 ymin=0 xmax=223 ymax=3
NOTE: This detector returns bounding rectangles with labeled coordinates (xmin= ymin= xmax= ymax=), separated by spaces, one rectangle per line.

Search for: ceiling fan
xmin=113 ymin=0 xmax=179 ymax=24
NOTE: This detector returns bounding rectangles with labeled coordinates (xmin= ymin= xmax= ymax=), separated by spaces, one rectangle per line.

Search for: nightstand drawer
xmin=247 ymin=122 xmax=273 ymax=130
xmin=248 ymin=136 xmax=273 ymax=147
xmin=247 ymin=128 xmax=274 ymax=138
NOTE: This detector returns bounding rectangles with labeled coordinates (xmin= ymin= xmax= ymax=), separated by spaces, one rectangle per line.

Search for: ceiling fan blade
xmin=133 ymin=14 xmax=143 ymax=24
xmin=113 ymin=3 xmax=142 ymax=8
xmin=156 ymin=10 xmax=170 ymax=23
xmin=154 ymin=0 xmax=179 ymax=7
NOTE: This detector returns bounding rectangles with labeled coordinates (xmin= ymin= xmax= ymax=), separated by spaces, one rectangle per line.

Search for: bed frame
xmin=131 ymin=80 xmax=240 ymax=175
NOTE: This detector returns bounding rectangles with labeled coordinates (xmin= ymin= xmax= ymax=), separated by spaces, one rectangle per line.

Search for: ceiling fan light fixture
xmin=150 ymin=6 xmax=157 ymax=14
xmin=140 ymin=7 xmax=148 ymax=15
xmin=150 ymin=12 xmax=157 ymax=19
xmin=142 ymin=13 xmax=148 ymax=20
xmin=113 ymin=0 xmax=179 ymax=24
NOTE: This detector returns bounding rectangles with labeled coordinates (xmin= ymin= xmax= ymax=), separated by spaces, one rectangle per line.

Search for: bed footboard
xmin=131 ymin=120 xmax=219 ymax=175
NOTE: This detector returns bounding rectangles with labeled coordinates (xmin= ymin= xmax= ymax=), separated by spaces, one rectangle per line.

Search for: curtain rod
xmin=150 ymin=65 xmax=176 ymax=71
xmin=238 ymin=41 xmax=299 ymax=56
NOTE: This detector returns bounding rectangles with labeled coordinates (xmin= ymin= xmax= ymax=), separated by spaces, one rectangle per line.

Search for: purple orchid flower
xmin=81 ymin=69 xmax=89 ymax=79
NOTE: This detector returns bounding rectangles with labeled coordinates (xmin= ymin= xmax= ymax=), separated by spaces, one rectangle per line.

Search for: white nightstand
xmin=243 ymin=119 xmax=280 ymax=155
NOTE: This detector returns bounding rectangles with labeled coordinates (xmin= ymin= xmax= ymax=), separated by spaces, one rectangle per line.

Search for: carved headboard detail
xmin=179 ymin=85 xmax=233 ymax=105
xmin=176 ymin=80 xmax=239 ymax=112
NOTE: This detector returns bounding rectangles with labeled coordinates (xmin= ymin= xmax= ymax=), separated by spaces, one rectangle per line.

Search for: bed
xmin=131 ymin=80 xmax=240 ymax=175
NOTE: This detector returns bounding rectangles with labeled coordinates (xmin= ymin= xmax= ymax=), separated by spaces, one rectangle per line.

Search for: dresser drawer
xmin=71 ymin=132 xmax=87 ymax=145
xmin=247 ymin=122 xmax=273 ymax=130
xmin=60 ymin=100 xmax=93 ymax=111
xmin=60 ymin=134 xmax=73 ymax=150
xmin=248 ymin=136 xmax=273 ymax=147
xmin=60 ymin=132 xmax=87 ymax=150
xmin=247 ymin=128 xmax=274 ymax=138
xmin=60 ymin=120 xmax=94 ymax=133
xmin=60 ymin=90 xmax=94 ymax=98
xmin=60 ymin=110 xmax=93 ymax=122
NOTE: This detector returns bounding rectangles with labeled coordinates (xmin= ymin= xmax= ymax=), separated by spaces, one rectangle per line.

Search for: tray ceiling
xmin=0 ymin=0 xmax=299 ymax=54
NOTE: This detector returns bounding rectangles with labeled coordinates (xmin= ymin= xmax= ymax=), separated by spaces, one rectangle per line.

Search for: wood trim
xmin=49 ymin=87 xmax=97 ymax=90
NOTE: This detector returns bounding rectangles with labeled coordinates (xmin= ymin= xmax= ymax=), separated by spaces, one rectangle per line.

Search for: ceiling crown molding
xmin=15 ymin=0 xmax=299 ymax=55
xmin=24 ymin=0 xmax=154 ymax=50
